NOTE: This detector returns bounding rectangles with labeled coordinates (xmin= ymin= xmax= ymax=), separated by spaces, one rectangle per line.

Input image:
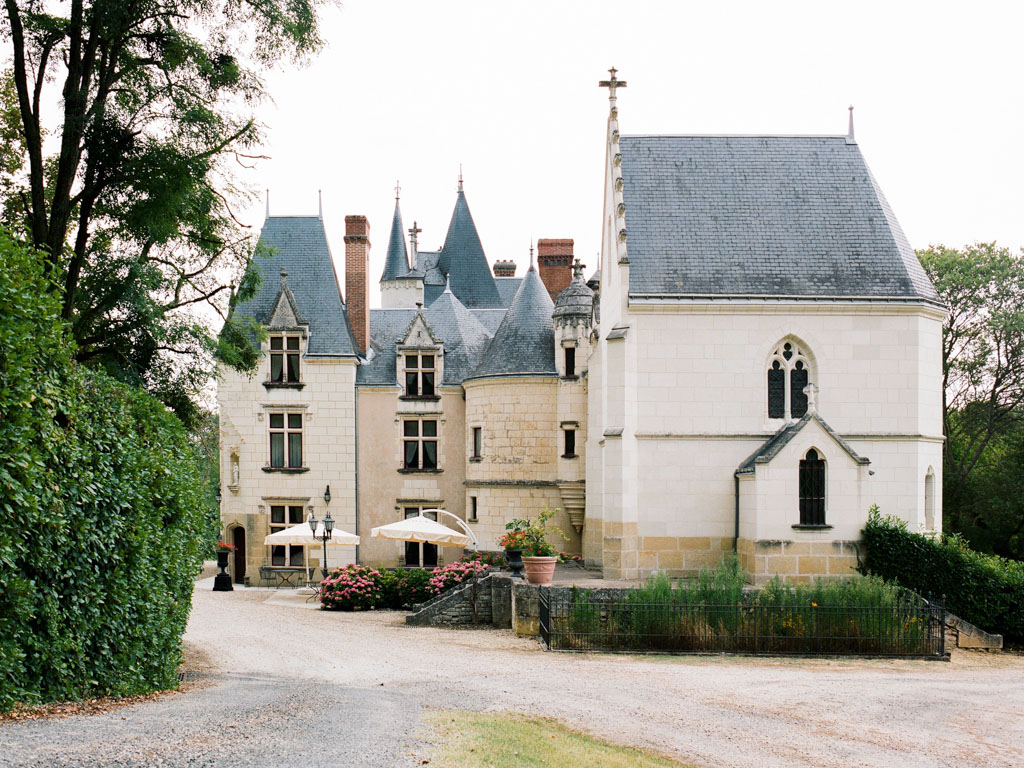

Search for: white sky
xmin=243 ymin=1 xmax=1023 ymax=308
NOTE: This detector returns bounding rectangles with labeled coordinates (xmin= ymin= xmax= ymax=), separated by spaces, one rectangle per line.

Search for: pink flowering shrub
xmin=319 ymin=564 xmax=383 ymax=611
xmin=428 ymin=560 xmax=490 ymax=595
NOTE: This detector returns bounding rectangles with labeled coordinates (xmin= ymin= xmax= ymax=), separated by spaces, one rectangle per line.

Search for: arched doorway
xmin=232 ymin=526 xmax=246 ymax=584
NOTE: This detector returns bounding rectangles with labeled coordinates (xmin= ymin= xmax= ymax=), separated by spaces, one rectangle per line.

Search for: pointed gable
xmin=380 ymin=199 xmax=411 ymax=282
xmin=267 ymin=271 xmax=305 ymax=329
xmin=736 ymin=412 xmax=870 ymax=476
xmin=230 ymin=216 xmax=357 ymax=357
xmin=437 ymin=187 xmax=502 ymax=309
xmin=467 ymin=265 xmax=556 ymax=380
xmin=399 ymin=308 xmax=443 ymax=349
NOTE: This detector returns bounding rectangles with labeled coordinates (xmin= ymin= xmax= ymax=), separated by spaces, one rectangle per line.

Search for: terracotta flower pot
xmin=521 ymin=555 xmax=557 ymax=586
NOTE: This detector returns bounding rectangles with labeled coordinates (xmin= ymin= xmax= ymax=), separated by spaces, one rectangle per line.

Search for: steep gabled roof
xmin=619 ymin=135 xmax=941 ymax=304
xmin=437 ymin=187 xmax=503 ymax=308
xmin=231 ymin=216 xmax=357 ymax=357
xmin=736 ymin=412 xmax=870 ymax=475
xmin=466 ymin=265 xmax=556 ymax=380
xmin=380 ymin=199 xmax=411 ymax=281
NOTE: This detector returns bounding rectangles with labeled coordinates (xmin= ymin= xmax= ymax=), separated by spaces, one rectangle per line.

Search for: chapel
xmin=218 ymin=73 xmax=944 ymax=585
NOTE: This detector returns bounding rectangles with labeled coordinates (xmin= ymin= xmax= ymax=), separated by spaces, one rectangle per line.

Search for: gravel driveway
xmin=3 ymin=580 xmax=1023 ymax=768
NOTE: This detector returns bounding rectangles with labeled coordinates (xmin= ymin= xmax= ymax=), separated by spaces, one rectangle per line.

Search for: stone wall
xmin=737 ymin=538 xmax=860 ymax=584
xmin=405 ymin=573 xmax=494 ymax=627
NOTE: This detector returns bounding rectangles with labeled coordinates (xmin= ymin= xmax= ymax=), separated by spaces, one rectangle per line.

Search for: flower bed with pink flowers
xmin=427 ymin=561 xmax=491 ymax=595
xmin=319 ymin=561 xmax=492 ymax=611
xmin=319 ymin=564 xmax=383 ymax=611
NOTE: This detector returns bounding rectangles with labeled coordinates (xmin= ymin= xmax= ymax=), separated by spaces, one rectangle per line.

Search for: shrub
xmin=379 ymin=569 xmax=433 ymax=609
xmin=320 ymin=565 xmax=383 ymax=611
xmin=859 ymin=506 xmax=1024 ymax=642
xmin=428 ymin=561 xmax=491 ymax=595
xmin=0 ymin=229 xmax=213 ymax=711
xmin=459 ymin=551 xmax=507 ymax=568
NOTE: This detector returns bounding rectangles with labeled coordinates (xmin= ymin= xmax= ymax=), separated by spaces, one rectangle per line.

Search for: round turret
xmin=553 ymin=261 xmax=595 ymax=328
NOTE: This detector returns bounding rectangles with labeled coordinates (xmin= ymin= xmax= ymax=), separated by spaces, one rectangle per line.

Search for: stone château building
xmin=218 ymin=77 xmax=944 ymax=584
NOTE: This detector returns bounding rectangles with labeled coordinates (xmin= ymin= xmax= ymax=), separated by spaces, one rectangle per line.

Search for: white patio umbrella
xmin=263 ymin=522 xmax=359 ymax=581
xmin=370 ymin=509 xmax=476 ymax=548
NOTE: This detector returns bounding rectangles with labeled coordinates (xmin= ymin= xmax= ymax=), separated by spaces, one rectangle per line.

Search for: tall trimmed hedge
xmin=859 ymin=507 xmax=1024 ymax=643
xmin=0 ymin=230 xmax=212 ymax=710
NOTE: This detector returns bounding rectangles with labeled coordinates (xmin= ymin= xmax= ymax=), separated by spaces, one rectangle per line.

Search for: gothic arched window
xmin=799 ymin=448 xmax=826 ymax=526
xmin=767 ymin=340 xmax=814 ymax=421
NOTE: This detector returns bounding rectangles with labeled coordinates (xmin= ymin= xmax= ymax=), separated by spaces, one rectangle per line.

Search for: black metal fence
xmin=538 ymin=589 xmax=946 ymax=658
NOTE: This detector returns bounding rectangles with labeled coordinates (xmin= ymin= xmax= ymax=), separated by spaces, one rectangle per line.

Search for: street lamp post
xmin=308 ymin=485 xmax=334 ymax=581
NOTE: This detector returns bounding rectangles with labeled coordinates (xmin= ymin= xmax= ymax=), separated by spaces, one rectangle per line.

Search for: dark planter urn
xmin=213 ymin=549 xmax=233 ymax=592
xmin=505 ymin=549 xmax=525 ymax=579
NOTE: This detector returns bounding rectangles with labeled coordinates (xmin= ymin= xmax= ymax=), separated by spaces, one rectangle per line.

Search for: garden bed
xmin=540 ymin=562 xmax=948 ymax=658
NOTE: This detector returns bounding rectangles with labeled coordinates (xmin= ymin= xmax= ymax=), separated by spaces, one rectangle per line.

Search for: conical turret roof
xmin=438 ymin=186 xmax=502 ymax=308
xmin=425 ymin=282 xmax=492 ymax=383
xmin=467 ymin=265 xmax=556 ymax=380
xmin=380 ymin=199 xmax=410 ymax=281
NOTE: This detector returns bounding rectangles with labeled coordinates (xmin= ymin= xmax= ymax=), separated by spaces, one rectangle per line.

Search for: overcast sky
xmin=248 ymin=0 xmax=1023 ymax=307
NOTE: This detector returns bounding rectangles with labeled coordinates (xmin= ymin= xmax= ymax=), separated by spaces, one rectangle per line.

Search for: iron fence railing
xmin=538 ymin=589 xmax=946 ymax=658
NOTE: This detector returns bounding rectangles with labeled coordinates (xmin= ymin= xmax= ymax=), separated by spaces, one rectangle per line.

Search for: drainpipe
xmin=733 ymin=473 xmax=740 ymax=554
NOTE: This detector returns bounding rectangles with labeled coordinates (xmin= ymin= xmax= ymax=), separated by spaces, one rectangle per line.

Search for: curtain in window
xmin=404 ymin=441 xmax=419 ymax=469
xmin=422 ymin=441 xmax=437 ymax=469
xmin=288 ymin=433 xmax=302 ymax=468
xmin=270 ymin=434 xmax=284 ymax=467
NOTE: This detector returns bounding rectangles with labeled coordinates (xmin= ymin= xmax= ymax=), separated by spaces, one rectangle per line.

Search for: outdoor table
xmin=258 ymin=566 xmax=307 ymax=588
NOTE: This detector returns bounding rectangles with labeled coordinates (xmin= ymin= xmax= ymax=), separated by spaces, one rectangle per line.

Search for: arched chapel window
xmin=799 ymin=448 xmax=826 ymax=526
xmin=767 ymin=340 xmax=814 ymax=421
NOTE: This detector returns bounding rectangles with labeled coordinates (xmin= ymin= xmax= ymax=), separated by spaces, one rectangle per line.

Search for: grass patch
xmin=426 ymin=710 xmax=695 ymax=768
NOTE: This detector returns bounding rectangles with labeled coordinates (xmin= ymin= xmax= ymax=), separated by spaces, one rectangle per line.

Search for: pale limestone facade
xmin=584 ymin=79 xmax=945 ymax=581
xmin=220 ymin=82 xmax=944 ymax=587
xmin=218 ymin=352 xmax=358 ymax=584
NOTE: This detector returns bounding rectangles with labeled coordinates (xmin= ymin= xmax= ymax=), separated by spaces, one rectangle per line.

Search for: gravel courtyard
xmin=3 ymin=580 xmax=1023 ymax=768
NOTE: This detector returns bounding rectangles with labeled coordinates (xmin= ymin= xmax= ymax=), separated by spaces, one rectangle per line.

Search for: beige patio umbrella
xmin=370 ymin=508 xmax=476 ymax=548
xmin=264 ymin=522 xmax=359 ymax=581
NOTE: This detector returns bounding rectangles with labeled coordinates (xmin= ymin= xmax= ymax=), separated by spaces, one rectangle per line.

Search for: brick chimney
xmin=344 ymin=215 xmax=370 ymax=354
xmin=493 ymin=260 xmax=516 ymax=277
xmin=537 ymin=238 xmax=573 ymax=301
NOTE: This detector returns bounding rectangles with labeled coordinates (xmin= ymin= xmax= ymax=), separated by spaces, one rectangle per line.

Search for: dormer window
xmin=270 ymin=335 xmax=301 ymax=383
xmin=404 ymin=353 xmax=435 ymax=397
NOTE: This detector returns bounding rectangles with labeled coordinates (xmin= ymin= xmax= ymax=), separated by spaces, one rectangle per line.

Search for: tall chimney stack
xmin=344 ymin=215 xmax=370 ymax=355
xmin=537 ymin=238 xmax=574 ymax=301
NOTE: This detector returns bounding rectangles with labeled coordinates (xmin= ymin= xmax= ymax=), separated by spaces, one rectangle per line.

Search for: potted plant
xmin=515 ymin=508 xmax=567 ymax=586
xmin=213 ymin=540 xmax=236 ymax=592
xmin=498 ymin=524 xmax=528 ymax=579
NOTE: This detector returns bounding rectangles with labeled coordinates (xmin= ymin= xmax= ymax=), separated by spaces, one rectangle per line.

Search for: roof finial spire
xmin=444 ymin=273 xmax=452 ymax=294
xmin=457 ymin=164 xmax=463 ymax=192
xmin=529 ymin=240 xmax=535 ymax=271
xmin=394 ymin=179 xmax=401 ymax=200
xmin=265 ymin=189 xmax=270 ymax=219
xmin=280 ymin=268 xmax=288 ymax=289
xmin=847 ymin=105 xmax=855 ymax=144
xmin=599 ymin=67 xmax=627 ymax=105
xmin=318 ymin=189 xmax=323 ymax=219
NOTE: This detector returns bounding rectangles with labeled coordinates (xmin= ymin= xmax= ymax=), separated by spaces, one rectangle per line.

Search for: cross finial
xmin=408 ymin=220 xmax=422 ymax=238
xmin=599 ymin=67 xmax=627 ymax=101
xmin=804 ymin=383 xmax=818 ymax=414
xmin=572 ymin=259 xmax=585 ymax=280
xmin=394 ymin=179 xmax=401 ymax=200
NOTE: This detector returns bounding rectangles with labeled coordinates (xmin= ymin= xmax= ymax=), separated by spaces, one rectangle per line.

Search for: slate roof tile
xmin=619 ymin=135 xmax=941 ymax=303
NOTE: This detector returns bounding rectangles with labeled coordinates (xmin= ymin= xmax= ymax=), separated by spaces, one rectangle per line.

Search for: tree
xmin=1 ymin=0 xmax=326 ymax=421
xmin=919 ymin=243 xmax=1024 ymax=557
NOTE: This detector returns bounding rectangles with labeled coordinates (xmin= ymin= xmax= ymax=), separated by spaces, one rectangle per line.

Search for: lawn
xmin=426 ymin=710 xmax=696 ymax=767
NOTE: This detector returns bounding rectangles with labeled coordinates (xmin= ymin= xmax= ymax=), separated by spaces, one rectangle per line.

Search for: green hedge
xmin=0 ymin=229 xmax=212 ymax=710
xmin=859 ymin=506 xmax=1024 ymax=643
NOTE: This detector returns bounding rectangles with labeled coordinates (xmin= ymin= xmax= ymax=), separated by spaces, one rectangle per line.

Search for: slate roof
xmin=553 ymin=269 xmax=595 ymax=320
xmin=437 ymin=188 xmax=503 ymax=308
xmin=358 ymin=286 xmax=494 ymax=386
xmin=495 ymin=277 xmax=522 ymax=306
xmin=466 ymin=265 xmax=557 ymax=380
xmin=736 ymin=412 xmax=870 ymax=475
xmin=380 ymin=199 xmax=412 ymax=281
xmin=619 ymin=135 xmax=941 ymax=303
xmin=232 ymin=216 xmax=357 ymax=357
